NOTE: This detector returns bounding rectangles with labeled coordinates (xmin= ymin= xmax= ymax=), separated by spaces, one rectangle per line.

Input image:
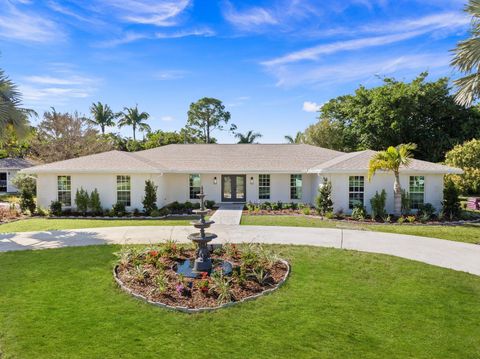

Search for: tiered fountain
xmin=176 ymin=187 xmax=232 ymax=278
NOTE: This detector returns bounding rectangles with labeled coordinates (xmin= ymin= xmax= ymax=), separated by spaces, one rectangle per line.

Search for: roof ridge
xmin=307 ymin=150 xmax=365 ymax=171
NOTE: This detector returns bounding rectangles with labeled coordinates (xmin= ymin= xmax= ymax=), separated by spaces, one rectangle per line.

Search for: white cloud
xmin=154 ymin=70 xmax=188 ymax=80
xmin=302 ymin=101 xmax=321 ymax=112
xmin=19 ymin=67 xmax=99 ymax=105
xmin=269 ymin=53 xmax=450 ymax=88
xmin=0 ymin=0 xmax=64 ymax=43
xmin=223 ymin=1 xmax=278 ymax=30
xmin=160 ymin=116 xmax=175 ymax=121
xmin=99 ymin=0 xmax=191 ymax=26
xmin=263 ymin=12 xmax=469 ymax=66
xmin=95 ymin=32 xmax=150 ymax=48
xmin=155 ymin=27 xmax=215 ymax=39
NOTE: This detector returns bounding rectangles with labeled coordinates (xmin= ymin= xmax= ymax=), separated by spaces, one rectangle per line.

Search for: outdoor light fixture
xmin=250 ymin=176 xmax=254 ymax=185
xmin=213 ymin=176 xmax=217 ymax=184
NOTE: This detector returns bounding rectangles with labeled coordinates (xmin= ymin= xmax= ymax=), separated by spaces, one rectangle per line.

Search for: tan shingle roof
xmin=23 ymin=151 xmax=164 ymax=174
xmin=307 ymin=150 xmax=463 ymax=174
xmin=23 ymin=144 xmax=462 ymax=174
xmin=134 ymin=144 xmax=344 ymax=173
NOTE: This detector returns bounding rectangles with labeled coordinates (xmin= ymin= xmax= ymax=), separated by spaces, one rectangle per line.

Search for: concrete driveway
xmin=1 ymin=224 xmax=479 ymax=276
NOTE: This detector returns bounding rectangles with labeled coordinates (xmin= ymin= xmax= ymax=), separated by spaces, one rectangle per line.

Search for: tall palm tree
xmin=451 ymin=0 xmax=480 ymax=106
xmin=368 ymin=143 xmax=417 ymax=216
xmin=284 ymin=131 xmax=304 ymax=144
xmin=89 ymin=102 xmax=118 ymax=134
xmin=0 ymin=68 xmax=35 ymax=139
xmin=118 ymin=105 xmax=151 ymax=141
xmin=235 ymin=130 xmax=262 ymax=143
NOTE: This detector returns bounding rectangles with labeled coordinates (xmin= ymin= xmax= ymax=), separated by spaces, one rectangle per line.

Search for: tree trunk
xmin=206 ymin=126 xmax=210 ymax=143
xmin=101 ymin=125 xmax=105 ymax=135
xmin=393 ymin=171 xmax=402 ymax=216
xmin=133 ymin=124 xmax=136 ymax=141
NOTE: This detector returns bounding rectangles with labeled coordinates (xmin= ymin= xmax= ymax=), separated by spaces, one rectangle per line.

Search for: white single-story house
xmin=23 ymin=144 xmax=462 ymax=214
xmin=0 ymin=158 xmax=34 ymax=194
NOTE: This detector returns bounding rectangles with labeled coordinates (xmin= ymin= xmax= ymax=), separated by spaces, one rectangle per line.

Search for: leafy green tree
xmin=142 ymin=180 xmax=158 ymax=215
xmin=143 ymin=129 xmax=202 ymax=149
xmin=303 ymin=118 xmax=345 ymax=151
xmin=315 ymin=178 xmax=333 ymax=216
xmin=235 ymin=130 xmax=262 ymax=143
xmin=19 ymin=189 xmax=36 ymax=215
xmin=445 ymin=138 xmax=480 ymax=194
xmin=11 ymin=173 xmax=36 ymax=195
xmin=89 ymin=102 xmax=118 ymax=134
xmin=0 ymin=67 xmax=36 ymax=139
xmin=451 ymin=0 xmax=480 ymax=106
xmin=309 ymin=73 xmax=480 ymax=162
xmin=442 ymin=177 xmax=462 ymax=220
xmin=368 ymin=143 xmax=417 ymax=216
xmin=284 ymin=131 xmax=304 ymax=144
xmin=30 ymin=109 xmax=113 ymax=163
xmin=186 ymin=97 xmax=235 ymax=143
xmin=0 ymin=124 xmax=34 ymax=158
xmin=118 ymin=105 xmax=151 ymax=141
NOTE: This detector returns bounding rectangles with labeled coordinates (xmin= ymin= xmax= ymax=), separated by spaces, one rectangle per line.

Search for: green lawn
xmin=0 ymin=217 xmax=195 ymax=233
xmin=0 ymin=245 xmax=479 ymax=358
xmin=241 ymin=215 xmax=480 ymax=244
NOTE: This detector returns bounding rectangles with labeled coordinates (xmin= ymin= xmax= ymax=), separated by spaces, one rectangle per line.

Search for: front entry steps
xmin=210 ymin=203 xmax=244 ymax=225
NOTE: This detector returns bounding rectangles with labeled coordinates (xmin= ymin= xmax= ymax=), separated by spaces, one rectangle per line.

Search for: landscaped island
xmin=114 ymin=242 xmax=289 ymax=311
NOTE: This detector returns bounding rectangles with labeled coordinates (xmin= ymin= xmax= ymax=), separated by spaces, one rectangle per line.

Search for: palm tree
xmin=451 ymin=0 xmax=480 ymax=106
xmin=284 ymin=131 xmax=304 ymax=144
xmin=235 ymin=130 xmax=262 ymax=143
xmin=0 ymin=68 xmax=35 ymax=139
xmin=89 ymin=102 xmax=118 ymax=134
xmin=368 ymin=143 xmax=417 ymax=216
xmin=118 ymin=105 xmax=151 ymax=141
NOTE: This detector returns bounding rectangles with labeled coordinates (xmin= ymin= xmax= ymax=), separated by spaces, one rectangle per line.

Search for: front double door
xmin=221 ymin=175 xmax=246 ymax=202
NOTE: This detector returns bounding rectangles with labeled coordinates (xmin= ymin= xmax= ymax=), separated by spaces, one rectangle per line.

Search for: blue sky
xmin=0 ymin=0 xmax=470 ymax=142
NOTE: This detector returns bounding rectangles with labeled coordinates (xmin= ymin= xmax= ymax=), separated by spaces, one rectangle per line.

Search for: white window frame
xmin=348 ymin=176 xmax=364 ymax=209
xmin=189 ymin=174 xmax=201 ymax=199
xmin=409 ymin=176 xmax=425 ymax=210
xmin=116 ymin=175 xmax=131 ymax=207
xmin=258 ymin=174 xmax=270 ymax=200
xmin=290 ymin=174 xmax=302 ymax=200
xmin=57 ymin=175 xmax=72 ymax=207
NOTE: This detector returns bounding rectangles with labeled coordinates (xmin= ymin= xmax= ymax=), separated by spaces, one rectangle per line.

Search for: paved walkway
xmin=210 ymin=203 xmax=244 ymax=225
xmin=1 ymin=224 xmax=479 ymax=276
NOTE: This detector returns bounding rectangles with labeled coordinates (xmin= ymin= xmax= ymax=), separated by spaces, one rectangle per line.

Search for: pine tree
xmin=315 ymin=177 xmax=333 ymax=216
xmin=142 ymin=180 xmax=158 ymax=215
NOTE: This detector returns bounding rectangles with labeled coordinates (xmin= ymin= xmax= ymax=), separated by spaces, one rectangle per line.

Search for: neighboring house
xmin=23 ymin=144 xmax=462 ymax=213
xmin=0 ymin=158 xmax=34 ymax=194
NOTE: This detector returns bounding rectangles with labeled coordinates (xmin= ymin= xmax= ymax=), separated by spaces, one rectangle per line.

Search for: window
xmin=349 ymin=176 xmax=364 ymax=209
xmin=409 ymin=176 xmax=425 ymax=209
xmin=189 ymin=174 xmax=201 ymax=199
xmin=0 ymin=173 xmax=6 ymax=192
xmin=117 ymin=175 xmax=131 ymax=206
xmin=57 ymin=175 xmax=71 ymax=207
xmin=258 ymin=174 xmax=270 ymax=200
xmin=290 ymin=174 xmax=302 ymax=200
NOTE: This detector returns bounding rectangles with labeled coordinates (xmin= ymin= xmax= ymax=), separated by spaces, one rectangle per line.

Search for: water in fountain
xmin=175 ymin=187 xmax=232 ymax=278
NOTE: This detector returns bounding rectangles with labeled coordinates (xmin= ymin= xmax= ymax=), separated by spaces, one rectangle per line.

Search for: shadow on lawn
xmin=0 ymin=230 xmax=106 ymax=252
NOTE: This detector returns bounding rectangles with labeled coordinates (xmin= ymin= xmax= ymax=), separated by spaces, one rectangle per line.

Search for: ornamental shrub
xmin=370 ymin=189 xmax=387 ymax=220
xmin=112 ymin=202 xmax=126 ymax=217
xmin=142 ymin=180 xmax=158 ymax=216
xmin=401 ymin=190 xmax=411 ymax=215
xmin=75 ymin=188 xmax=89 ymax=215
xmin=351 ymin=203 xmax=367 ymax=220
xmin=89 ymin=189 xmax=102 ymax=215
xmin=19 ymin=189 xmax=36 ymax=215
xmin=50 ymin=200 xmax=62 ymax=216
xmin=315 ymin=177 xmax=333 ymax=216
xmin=442 ymin=178 xmax=461 ymax=220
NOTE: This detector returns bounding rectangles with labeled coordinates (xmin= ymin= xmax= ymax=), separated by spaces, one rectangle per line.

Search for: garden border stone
xmin=113 ymin=259 xmax=290 ymax=314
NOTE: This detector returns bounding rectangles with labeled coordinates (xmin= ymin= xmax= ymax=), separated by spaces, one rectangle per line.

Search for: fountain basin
xmin=187 ymin=232 xmax=217 ymax=242
xmin=191 ymin=220 xmax=214 ymax=228
xmin=175 ymin=258 xmax=233 ymax=278
xmin=193 ymin=209 xmax=210 ymax=216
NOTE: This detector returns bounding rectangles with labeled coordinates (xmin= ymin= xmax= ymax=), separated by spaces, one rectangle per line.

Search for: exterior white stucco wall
xmin=35 ymin=171 xmax=444 ymax=213
xmin=312 ymin=172 xmax=444 ymax=214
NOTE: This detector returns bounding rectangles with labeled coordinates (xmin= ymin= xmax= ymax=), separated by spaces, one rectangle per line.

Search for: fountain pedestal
xmin=176 ymin=187 xmax=232 ymax=278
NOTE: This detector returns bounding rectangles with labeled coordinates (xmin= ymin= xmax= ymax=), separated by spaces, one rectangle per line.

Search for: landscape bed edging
xmin=113 ymin=259 xmax=291 ymax=314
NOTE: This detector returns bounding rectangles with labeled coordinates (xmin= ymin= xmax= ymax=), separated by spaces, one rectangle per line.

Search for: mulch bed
xmin=115 ymin=248 xmax=289 ymax=312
